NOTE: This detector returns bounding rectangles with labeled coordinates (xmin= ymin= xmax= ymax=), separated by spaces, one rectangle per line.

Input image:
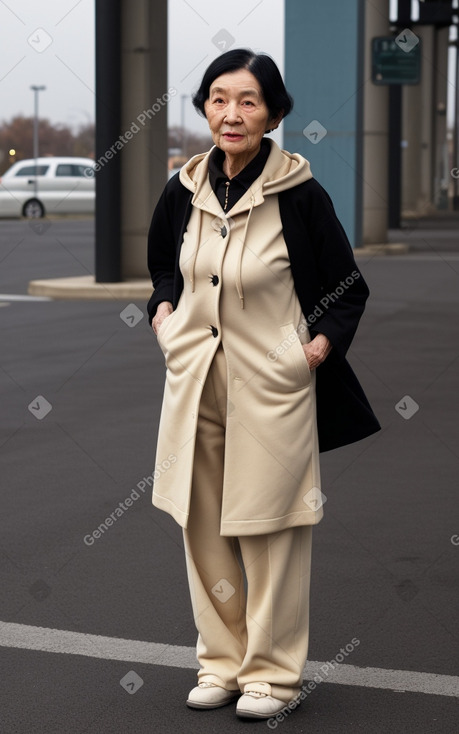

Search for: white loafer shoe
xmin=236 ymin=691 xmax=288 ymax=719
xmin=186 ymin=682 xmax=240 ymax=709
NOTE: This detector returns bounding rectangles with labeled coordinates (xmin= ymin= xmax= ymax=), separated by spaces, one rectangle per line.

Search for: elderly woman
xmin=147 ymin=49 xmax=379 ymax=720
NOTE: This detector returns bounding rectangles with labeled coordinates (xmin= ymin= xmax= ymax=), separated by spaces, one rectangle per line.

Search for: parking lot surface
xmin=0 ymin=219 xmax=458 ymax=733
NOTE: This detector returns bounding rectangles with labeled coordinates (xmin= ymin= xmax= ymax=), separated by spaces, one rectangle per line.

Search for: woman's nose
xmin=224 ymin=101 xmax=240 ymax=124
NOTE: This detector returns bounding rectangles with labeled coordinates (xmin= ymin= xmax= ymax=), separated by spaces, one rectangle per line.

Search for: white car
xmin=0 ymin=156 xmax=95 ymax=218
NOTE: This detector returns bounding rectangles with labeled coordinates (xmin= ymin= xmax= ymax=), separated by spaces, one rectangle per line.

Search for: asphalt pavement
xmin=0 ymin=218 xmax=458 ymax=733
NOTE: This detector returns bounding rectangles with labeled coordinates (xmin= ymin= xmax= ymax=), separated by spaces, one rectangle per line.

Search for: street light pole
xmin=30 ymin=85 xmax=46 ymax=198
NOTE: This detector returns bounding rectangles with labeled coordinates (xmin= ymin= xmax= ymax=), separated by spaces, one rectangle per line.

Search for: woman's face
xmin=204 ymin=69 xmax=279 ymax=158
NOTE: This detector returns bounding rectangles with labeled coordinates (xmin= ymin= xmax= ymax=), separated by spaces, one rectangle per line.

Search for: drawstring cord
xmin=235 ymin=194 xmax=255 ymax=309
xmin=189 ymin=205 xmax=202 ymax=293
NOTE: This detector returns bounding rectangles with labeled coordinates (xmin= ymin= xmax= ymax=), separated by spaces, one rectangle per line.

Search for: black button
xmin=209 ymin=325 xmax=218 ymax=338
xmin=209 ymin=274 xmax=219 ymax=286
xmin=221 ymin=225 xmax=227 ymax=238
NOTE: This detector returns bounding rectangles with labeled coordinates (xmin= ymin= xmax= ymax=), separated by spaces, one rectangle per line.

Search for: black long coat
xmin=147 ymin=173 xmax=380 ymax=452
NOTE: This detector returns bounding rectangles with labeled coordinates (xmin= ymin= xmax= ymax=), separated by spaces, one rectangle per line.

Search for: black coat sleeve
xmin=146 ymin=179 xmax=178 ymax=324
xmin=281 ymin=179 xmax=381 ymax=452
xmin=302 ymin=180 xmax=369 ymax=360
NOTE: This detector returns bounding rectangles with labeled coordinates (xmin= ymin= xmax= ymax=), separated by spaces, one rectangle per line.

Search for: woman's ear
xmin=266 ymin=110 xmax=284 ymax=133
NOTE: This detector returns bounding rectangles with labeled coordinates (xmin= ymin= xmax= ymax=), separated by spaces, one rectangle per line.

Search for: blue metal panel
xmin=283 ymin=0 xmax=364 ymax=246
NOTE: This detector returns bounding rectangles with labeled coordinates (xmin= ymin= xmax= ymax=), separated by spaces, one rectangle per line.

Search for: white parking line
xmin=0 ymin=294 xmax=51 ymax=301
xmin=0 ymin=620 xmax=457 ymax=698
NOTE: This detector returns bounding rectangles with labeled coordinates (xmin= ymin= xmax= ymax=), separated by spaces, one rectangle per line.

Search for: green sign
xmin=372 ymin=35 xmax=421 ymax=85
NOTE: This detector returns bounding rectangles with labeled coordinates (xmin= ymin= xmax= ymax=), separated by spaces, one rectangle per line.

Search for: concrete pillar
xmin=95 ymin=0 xmax=121 ymax=283
xmin=362 ymin=0 xmax=389 ymax=243
xmin=402 ymin=25 xmax=435 ymax=215
xmin=418 ymin=26 xmax=434 ymax=212
xmin=402 ymin=24 xmax=449 ymax=215
xmin=120 ymin=0 xmax=168 ymax=278
xmin=401 ymin=59 xmax=422 ymax=214
xmin=283 ymin=0 xmax=365 ymax=247
xmin=432 ymin=26 xmax=449 ymax=209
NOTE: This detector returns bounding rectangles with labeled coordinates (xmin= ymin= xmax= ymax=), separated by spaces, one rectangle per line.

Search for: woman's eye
xmin=242 ymin=101 xmax=254 ymax=107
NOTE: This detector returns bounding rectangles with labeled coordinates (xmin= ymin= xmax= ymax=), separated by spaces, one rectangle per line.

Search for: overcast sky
xmin=0 ymin=0 xmax=284 ymax=141
xmin=0 ymin=0 xmax=96 ymax=129
xmin=0 ymin=0 xmax=455 ymax=144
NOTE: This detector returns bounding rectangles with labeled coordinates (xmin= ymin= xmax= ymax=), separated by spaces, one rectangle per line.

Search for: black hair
xmin=191 ymin=48 xmax=293 ymax=125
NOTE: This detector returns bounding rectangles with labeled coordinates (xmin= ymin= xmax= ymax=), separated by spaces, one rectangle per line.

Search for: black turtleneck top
xmin=208 ymin=138 xmax=271 ymax=212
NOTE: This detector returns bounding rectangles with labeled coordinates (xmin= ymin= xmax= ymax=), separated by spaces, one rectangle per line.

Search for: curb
xmin=354 ymin=243 xmax=410 ymax=257
xmin=28 ymin=276 xmax=152 ymax=300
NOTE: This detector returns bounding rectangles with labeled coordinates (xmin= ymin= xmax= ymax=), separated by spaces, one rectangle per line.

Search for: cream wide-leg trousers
xmin=182 ymin=344 xmax=313 ymax=703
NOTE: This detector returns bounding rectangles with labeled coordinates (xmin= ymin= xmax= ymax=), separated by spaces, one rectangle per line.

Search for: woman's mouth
xmin=223 ymin=132 xmax=244 ymax=141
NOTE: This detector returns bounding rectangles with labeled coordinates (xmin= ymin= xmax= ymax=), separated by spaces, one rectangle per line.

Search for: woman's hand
xmin=303 ymin=333 xmax=332 ymax=370
xmin=152 ymin=301 xmax=173 ymax=335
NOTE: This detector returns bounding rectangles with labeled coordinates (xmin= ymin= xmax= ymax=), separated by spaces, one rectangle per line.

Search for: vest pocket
xmin=280 ymin=322 xmax=311 ymax=389
xmin=156 ymin=310 xmax=175 ymax=352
